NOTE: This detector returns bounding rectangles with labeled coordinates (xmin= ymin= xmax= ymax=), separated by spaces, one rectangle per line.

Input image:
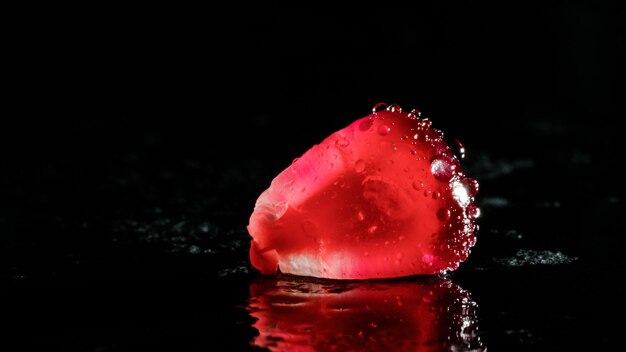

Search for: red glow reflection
xmin=248 ymin=276 xmax=485 ymax=351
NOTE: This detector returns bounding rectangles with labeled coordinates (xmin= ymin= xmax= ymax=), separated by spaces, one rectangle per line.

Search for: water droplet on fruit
xmin=432 ymin=191 xmax=440 ymax=200
xmin=377 ymin=125 xmax=391 ymax=136
xmin=412 ymin=181 xmax=423 ymax=191
xmin=466 ymin=204 xmax=480 ymax=219
xmin=437 ymin=208 xmax=451 ymax=221
xmin=431 ymin=156 xmax=456 ymax=181
xmin=408 ymin=108 xmax=422 ymax=119
xmin=400 ymin=135 xmax=409 ymax=140
xmin=424 ymin=190 xmax=432 ymax=197
xmin=359 ymin=118 xmax=373 ymax=131
xmin=372 ymin=102 xmax=388 ymax=113
xmin=452 ymin=179 xmax=471 ymax=207
xmin=410 ymin=150 xmax=417 ymax=155
xmin=462 ymin=177 xmax=479 ymax=197
xmin=387 ymin=103 xmax=402 ymax=112
xmin=413 ymin=133 xmax=419 ymax=140
xmin=354 ymin=159 xmax=366 ymax=173
xmin=291 ymin=157 xmax=300 ymax=164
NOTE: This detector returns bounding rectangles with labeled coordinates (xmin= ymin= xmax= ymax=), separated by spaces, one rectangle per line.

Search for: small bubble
xmin=437 ymin=208 xmax=451 ymax=221
xmin=424 ymin=190 xmax=432 ymax=197
xmin=466 ymin=204 xmax=481 ymax=219
xmin=354 ymin=159 xmax=366 ymax=173
xmin=431 ymin=156 xmax=456 ymax=181
xmin=372 ymin=102 xmax=388 ymax=113
xmin=421 ymin=118 xmax=432 ymax=128
xmin=408 ymin=108 xmax=421 ymax=119
xmin=410 ymin=150 xmax=417 ymax=155
xmin=412 ymin=181 xmax=423 ymax=191
xmin=377 ymin=124 xmax=391 ymax=136
xmin=432 ymin=191 xmax=441 ymax=199
xmin=387 ymin=103 xmax=402 ymax=112
xmin=413 ymin=133 xmax=419 ymax=140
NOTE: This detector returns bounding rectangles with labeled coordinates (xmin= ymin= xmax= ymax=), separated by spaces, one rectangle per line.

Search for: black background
xmin=2 ymin=2 xmax=625 ymax=351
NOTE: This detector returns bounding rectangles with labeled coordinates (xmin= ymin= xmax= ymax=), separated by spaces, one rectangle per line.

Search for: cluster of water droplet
xmin=371 ymin=102 xmax=481 ymax=273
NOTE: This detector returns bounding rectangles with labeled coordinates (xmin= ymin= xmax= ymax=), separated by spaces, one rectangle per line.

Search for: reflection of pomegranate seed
xmin=248 ymin=104 xmax=480 ymax=279
xmin=248 ymin=277 xmax=486 ymax=351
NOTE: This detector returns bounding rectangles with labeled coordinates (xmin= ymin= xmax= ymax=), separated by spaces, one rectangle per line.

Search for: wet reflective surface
xmin=248 ymin=276 xmax=484 ymax=351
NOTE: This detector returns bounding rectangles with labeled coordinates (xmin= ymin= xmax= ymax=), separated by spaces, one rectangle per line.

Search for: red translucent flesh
xmin=248 ymin=110 xmax=478 ymax=279
xmin=248 ymin=278 xmax=484 ymax=351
